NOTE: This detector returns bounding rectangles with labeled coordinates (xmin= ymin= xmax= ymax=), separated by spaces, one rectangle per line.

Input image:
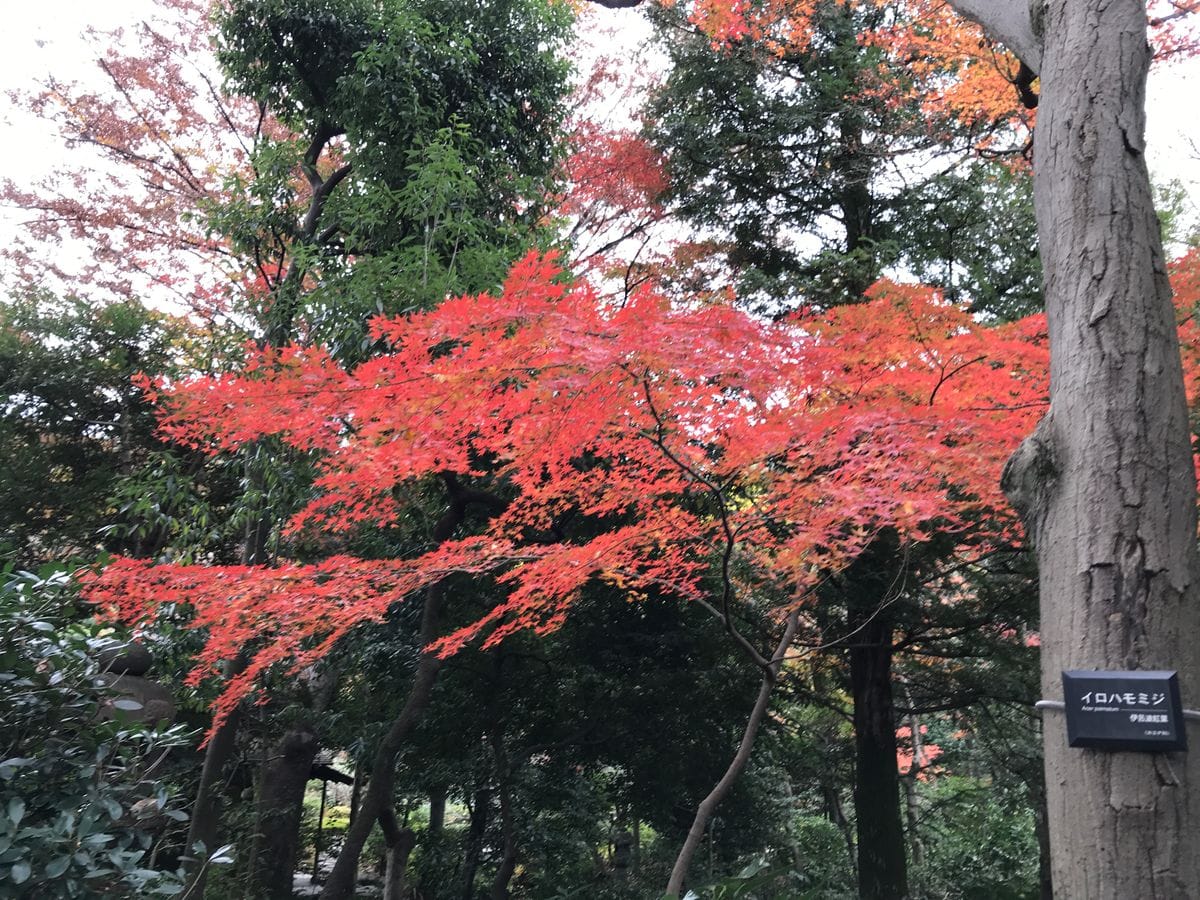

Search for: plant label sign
xmin=1062 ymin=670 xmax=1186 ymax=752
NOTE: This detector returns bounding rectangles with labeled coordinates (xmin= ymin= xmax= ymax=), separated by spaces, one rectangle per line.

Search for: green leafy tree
xmin=0 ymin=295 xmax=216 ymax=568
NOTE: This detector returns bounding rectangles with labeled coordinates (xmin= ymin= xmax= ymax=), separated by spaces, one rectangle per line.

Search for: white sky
xmin=1 ymin=1 xmax=1197 ymax=289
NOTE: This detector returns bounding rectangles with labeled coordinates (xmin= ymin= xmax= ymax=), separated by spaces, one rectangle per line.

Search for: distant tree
xmin=0 ymin=293 xmax=214 ymax=567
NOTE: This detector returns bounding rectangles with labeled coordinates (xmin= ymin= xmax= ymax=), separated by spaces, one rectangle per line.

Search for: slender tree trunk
xmin=316 ymin=587 xmax=446 ymax=900
xmin=348 ymin=762 xmax=362 ymax=828
xmin=245 ymin=726 xmax=320 ymax=900
xmin=994 ymin=1 xmax=1200 ymax=895
xmin=781 ymin=777 xmax=802 ymax=871
xmin=428 ymin=784 xmax=447 ymax=838
xmin=183 ymin=456 xmax=276 ymax=898
xmin=821 ymin=779 xmax=856 ymax=874
xmin=902 ymin=700 xmax=924 ymax=868
xmin=318 ymin=477 xmax=506 ymax=900
xmin=183 ymin=662 xmax=247 ymax=898
xmin=489 ymin=731 xmax=518 ymax=900
xmin=664 ymin=611 xmax=799 ymax=897
xmin=1034 ymin=784 xmax=1053 ymax=900
xmin=461 ymin=786 xmax=491 ymax=900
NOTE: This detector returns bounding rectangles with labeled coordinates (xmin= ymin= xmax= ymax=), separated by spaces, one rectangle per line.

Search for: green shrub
xmin=0 ymin=567 xmax=193 ymax=897
xmin=913 ymin=777 xmax=1039 ymax=900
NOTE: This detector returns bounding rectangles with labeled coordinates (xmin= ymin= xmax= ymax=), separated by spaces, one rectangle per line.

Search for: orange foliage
xmin=676 ymin=0 xmax=1198 ymax=151
xmin=677 ymin=0 xmax=1034 ymax=150
xmin=896 ymin=724 xmax=943 ymax=778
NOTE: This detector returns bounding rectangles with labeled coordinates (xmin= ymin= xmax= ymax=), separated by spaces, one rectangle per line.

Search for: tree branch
xmin=945 ymin=0 xmax=1043 ymax=73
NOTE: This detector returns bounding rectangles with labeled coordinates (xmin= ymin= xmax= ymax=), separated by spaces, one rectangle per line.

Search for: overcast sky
xmin=2 ymin=1 xmax=1197 ymax=285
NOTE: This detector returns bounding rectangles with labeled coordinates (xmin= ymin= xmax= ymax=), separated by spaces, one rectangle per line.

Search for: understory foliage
xmin=0 ymin=568 xmax=193 ymax=898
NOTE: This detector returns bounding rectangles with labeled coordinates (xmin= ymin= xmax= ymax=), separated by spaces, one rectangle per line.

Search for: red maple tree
xmin=84 ymin=251 xmax=1055 ymax=724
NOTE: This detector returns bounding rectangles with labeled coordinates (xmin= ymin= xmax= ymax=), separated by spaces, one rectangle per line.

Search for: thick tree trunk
xmin=377 ymin=807 xmax=415 ymax=900
xmin=848 ymin=600 xmax=907 ymax=900
xmin=995 ymin=1 xmax=1200 ymax=895
xmin=246 ymin=726 xmax=320 ymax=900
xmin=840 ymin=533 xmax=908 ymax=900
xmin=664 ymin=611 xmax=799 ymax=897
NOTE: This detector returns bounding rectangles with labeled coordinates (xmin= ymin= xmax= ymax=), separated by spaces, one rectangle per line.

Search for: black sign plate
xmin=1062 ymin=670 xmax=1186 ymax=752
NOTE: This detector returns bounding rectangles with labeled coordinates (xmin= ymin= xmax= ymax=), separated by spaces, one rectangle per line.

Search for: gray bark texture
xmin=974 ymin=0 xmax=1200 ymax=894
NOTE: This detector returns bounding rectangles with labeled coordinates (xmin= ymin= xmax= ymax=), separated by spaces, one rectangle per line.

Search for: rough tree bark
xmin=377 ymin=807 xmax=415 ymax=900
xmin=946 ymin=0 xmax=1200 ymax=895
xmin=844 ymin=536 xmax=908 ymax=900
xmin=246 ymin=726 xmax=320 ymax=900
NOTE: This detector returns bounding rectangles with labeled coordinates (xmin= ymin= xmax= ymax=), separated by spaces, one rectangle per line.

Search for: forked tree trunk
xmin=377 ymin=807 xmax=415 ymax=900
xmin=987 ymin=0 xmax=1200 ymax=895
xmin=318 ymin=477 xmax=506 ymax=900
xmin=316 ymin=586 xmax=446 ymax=900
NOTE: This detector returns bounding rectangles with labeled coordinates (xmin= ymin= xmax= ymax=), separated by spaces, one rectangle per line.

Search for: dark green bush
xmin=0 ymin=567 xmax=193 ymax=897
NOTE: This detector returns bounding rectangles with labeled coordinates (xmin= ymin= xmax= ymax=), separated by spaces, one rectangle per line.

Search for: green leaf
xmin=6 ymin=799 xmax=24 ymax=827
xmin=45 ymin=856 xmax=70 ymax=878
xmin=11 ymin=860 xmax=31 ymax=883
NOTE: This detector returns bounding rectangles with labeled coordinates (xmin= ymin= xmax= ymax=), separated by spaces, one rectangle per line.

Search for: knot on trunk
xmin=1001 ymin=414 xmax=1057 ymax=545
